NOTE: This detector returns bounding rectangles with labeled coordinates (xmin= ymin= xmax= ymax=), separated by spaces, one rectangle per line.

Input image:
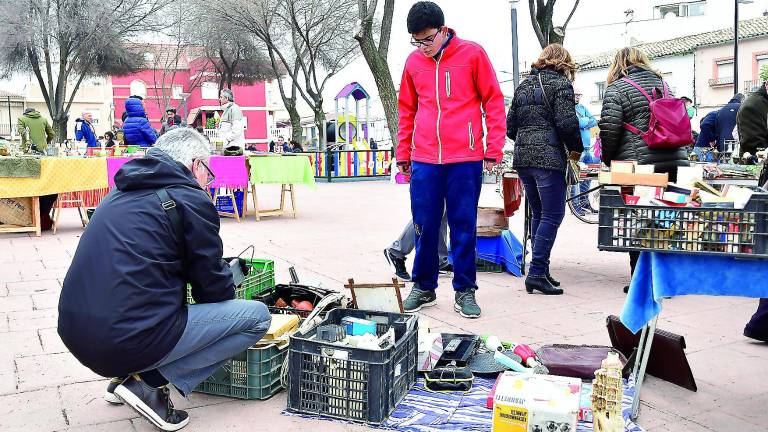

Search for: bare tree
xmin=354 ymin=0 xmax=397 ymax=147
xmin=528 ymin=0 xmax=580 ymax=48
xmin=218 ymin=0 xmax=360 ymax=149
xmin=0 ymin=0 xmax=172 ymax=140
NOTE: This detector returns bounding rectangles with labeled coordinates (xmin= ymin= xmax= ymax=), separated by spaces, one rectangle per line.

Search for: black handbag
xmin=424 ymin=365 xmax=474 ymax=393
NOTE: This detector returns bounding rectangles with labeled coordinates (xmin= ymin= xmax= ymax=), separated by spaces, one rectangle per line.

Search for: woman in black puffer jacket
xmin=507 ymin=44 xmax=582 ymax=295
xmin=599 ymin=47 xmax=689 ymax=289
xmin=599 ymin=47 xmax=689 ymax=177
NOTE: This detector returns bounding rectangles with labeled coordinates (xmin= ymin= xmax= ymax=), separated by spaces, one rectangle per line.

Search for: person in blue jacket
xmin=57 ymin=128 xmax=271 ymax=431
xmin=694 ymin=110 xmax=718 ymax=162
xmin=123 ymin=97 xmax=158 ymax=147
xmin=572 ymin=89 xmax=598 ymax=213
xmin=713 ymin=93 xmax=744 ymax=151
xmin=574 ymin=89 xmax=598 ymax=163
xmin=74 ymin=112 xmax=99 ymax=147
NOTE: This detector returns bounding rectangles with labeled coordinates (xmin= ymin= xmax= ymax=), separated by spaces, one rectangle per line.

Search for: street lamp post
xmin=509 ymin=0 xmax=520 ymax=91
xmin=735 ymin=0 xmax=754 ymax=94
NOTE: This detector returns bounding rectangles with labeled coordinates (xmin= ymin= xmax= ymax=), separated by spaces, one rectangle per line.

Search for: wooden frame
xmin=52 ymin=191 xmax=89 ymax=234
xmin=212 ymin=187 xmax=244 ymax=222
xmin=344 ymin=278 xmax=404 ymax=313
xmin=0 ymin=196 xmax=41 ymax=237
xmin=249 ymin=183 xmax=297 ymax=221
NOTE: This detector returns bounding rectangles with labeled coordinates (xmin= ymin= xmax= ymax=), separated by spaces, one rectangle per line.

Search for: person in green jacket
xmin=17 ymin=108 xmax=55 ymax=153
xmin=736 ymin=80 xmax=768 ymax=158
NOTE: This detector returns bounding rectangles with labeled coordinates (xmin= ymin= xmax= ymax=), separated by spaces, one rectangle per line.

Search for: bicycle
xmin=565 ymin=160 xmax=602 ymax=224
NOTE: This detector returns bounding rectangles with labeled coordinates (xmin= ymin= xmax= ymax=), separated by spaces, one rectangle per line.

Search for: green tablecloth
xmin=248 ymin=155 xmax=316 ymax=188
xmin=0 ymin=156 xmax=41 ymax=178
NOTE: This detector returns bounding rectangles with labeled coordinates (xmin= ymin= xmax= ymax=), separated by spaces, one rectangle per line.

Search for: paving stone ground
xmin=1 ymin=181 xmax=765 ymax=432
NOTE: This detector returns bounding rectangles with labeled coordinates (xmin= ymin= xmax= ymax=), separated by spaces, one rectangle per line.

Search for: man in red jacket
xmin=397 ymin=1 xmax=505 ymax=318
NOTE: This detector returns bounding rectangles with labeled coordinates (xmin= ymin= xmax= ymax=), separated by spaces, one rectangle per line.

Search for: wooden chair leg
xmin=251 ymin=184 xmax=261 ymax=221
xmin=241 ymin=188 xmax=249 ymax=218
xmin=32 ymin=196 xmax=41 ymax=237
xmin=279 ymin=184 xmax=286 ymax=213
xmin=289 ymin=184 xmax=297 ymax=219
xmin=52 ymin=198 xmax=62 ymax=235
xmin=230 ymin=192 xmax=240 ymax=222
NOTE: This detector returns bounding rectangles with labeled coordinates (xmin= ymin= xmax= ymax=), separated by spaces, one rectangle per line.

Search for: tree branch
xmin=562 ymin=0 xmax=580 ymax=30
xmin=529 ymin=0 xmax=546 ymax=48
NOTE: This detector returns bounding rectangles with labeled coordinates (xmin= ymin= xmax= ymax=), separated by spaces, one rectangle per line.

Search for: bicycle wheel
xmin=566 ymin=163 xmax=600 ymax=224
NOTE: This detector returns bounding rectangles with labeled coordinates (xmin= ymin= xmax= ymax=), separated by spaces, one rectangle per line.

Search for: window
xmin=129 ymin=80 xmax=147 ymax=99
xmin=594 ymin=82 xmax=605 ymax=102
xmin=172 ymin=85 xmax=183 ymax=100
xmin=201 ymin=82 xmax=218 ymax=100
xmin=655 ymin=1 xmax=705 ymax=19
xmin=716 ymin=60 xmax=734 ymax=80
xmin=757 ymin=55 xmax=768 ymax=78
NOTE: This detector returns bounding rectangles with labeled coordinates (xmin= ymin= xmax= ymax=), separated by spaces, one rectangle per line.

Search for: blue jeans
xmin=517 ymin=167 xmax=566 ymax=277
xmin=143 ymin=300 xmax=271 ymax=396
xmin=410 ymin=161 xmax=483 ymax=292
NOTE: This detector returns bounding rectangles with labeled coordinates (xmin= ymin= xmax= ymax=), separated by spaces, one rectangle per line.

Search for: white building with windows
xmin=573 ymin=16 xmax=768 ymax=126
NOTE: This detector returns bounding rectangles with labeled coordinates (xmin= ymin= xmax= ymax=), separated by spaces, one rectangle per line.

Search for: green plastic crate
xmin=187 ymin=258 xmax=275 ymax=304
xmin=476 ymin=258 xmax=503 ymax=273
xmin=195 ymin=342 xmax=287 ymax=399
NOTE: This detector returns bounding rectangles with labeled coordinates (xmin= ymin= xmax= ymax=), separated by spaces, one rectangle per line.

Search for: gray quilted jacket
xmin=598 ymin=66 xmax=689 ymax=176
xmin=507 ymin=68 xmax=582 ymax=173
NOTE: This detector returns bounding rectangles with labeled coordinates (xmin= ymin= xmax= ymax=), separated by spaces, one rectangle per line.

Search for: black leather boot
xmin=525 ymin=275 xmax=564 ymax=295
xmin=545 ymin=272 xmax=560 ymax=287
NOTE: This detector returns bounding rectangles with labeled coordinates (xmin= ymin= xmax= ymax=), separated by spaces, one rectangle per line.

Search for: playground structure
xmin=332 ymin=82 xmax=371 ymax=150
xmin=303 ymin=82 xmax=390 ymax=181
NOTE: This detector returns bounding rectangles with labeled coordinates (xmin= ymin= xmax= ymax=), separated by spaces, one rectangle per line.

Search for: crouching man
xmin=58 ymin=128 xmax=271 ymax=431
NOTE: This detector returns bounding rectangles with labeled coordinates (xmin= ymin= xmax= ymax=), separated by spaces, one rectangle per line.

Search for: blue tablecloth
xmin=476 ymin=230 xmax=524 ymax=276
xmin=620 ymin=252 xmax=768 ymax=333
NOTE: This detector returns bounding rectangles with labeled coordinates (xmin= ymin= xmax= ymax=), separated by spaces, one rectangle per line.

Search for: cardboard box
xmin=611 ymin=160 xmax=636 ymax=173
xmin=599 ymin=171 xmax=669 ymax=187
xmin=417 ymin=332 xmax=443 ymax=372
xmin=634 ymin=185 xmax=665 ymax=200
xmin=492 ymin=372 xmax=581 ymax=432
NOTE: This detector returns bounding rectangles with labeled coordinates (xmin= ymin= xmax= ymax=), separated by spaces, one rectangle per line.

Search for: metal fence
xmin=300 ymin=149 xmax=394 ymax=182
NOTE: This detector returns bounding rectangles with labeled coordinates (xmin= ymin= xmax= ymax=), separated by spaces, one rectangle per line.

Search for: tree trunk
xmin=355 ymin=5 xmax=399 ymax=149
xmin=285 ymin=99 xmax=303 ymax=144
xmin=52 ymin=114 xmax=68 ymax=144
xmin=313 ymin=104 xmax=326 ymax=150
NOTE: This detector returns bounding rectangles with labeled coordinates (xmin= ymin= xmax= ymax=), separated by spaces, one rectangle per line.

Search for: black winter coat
xmin=507 ymin=68 xmax=582 ymax=172
xmin=736 ymin=83 xmax=768 ymax=156
xmin=598 ymin=65 xmax=689 ymax=175
xmin=58 ymin=149 xmax=235 ymax=378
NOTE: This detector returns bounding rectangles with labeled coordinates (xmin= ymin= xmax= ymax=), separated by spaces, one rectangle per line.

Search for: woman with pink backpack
xmin=598 ymin=47 xmax=692 ymax=292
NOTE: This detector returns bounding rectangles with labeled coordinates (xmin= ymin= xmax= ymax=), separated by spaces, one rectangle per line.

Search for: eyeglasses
xmin=410 ymin=30 xmax=440 ymax=47
xmin=197 ymin=159 xmax=215 ymax=187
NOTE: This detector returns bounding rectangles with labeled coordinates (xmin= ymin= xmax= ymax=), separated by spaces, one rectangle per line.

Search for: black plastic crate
xmin=476 ymin=257 xmax=504 ymax=273
xmin=287 ymin=309 xmax=418 ymax=425
xmin=597 ymin=186 xmax=768 ymax=258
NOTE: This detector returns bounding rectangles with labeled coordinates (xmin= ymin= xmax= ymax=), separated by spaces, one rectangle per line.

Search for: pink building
xmin=111 ymin=46 xmax=270 ymax=150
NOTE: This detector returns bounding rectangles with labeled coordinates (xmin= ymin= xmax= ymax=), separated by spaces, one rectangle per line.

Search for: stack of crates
xmin=286 ymin=309 xmax=418 ymax=425
xmin=189 ymin=258 xmax=286 ymax=400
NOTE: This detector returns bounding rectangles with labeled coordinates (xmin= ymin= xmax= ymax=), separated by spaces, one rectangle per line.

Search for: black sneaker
xmin=402 ymin=286 xmax=437 ymax=312
xmin=104 ymin=377 xmax=127 ymax=405
xmin=454 ymin=289 xmax=481 ymax=319
xmin=384 ymin=249 xmax=411 ymax=281
xmin=438 ymin=262 xmax=453 ymax=275
xmin=115 ymin=375 xmax=189 ymax=431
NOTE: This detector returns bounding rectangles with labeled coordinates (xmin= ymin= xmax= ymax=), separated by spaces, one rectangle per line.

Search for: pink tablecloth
xmin=208 ymin=155 xmax=249 ymax=189
xmin=107 ymin=155 xmax=249 ymax=189
xmin=107 ymin=157 xmax=132 ymax=188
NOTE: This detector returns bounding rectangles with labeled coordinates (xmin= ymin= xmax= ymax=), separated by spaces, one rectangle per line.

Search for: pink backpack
xmin=621 ymin=78 xmax=693 ymax=150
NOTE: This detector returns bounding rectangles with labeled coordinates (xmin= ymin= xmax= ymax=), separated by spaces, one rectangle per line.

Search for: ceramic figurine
xmin=591 ymin=352 xmax=624 ymax=432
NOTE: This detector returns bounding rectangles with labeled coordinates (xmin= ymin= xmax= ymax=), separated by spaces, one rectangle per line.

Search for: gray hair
xmin=220 ymin=88 xmax=234 ymax=102
xmin=153 ymin=127 xmax=210 ymax=169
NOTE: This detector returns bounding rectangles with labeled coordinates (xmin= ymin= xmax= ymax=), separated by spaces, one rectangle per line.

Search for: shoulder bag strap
xmin=155 ymin=187 xmax=188 ymax=304
xmin=537 ymin=73 xmax=552 ymax=113
xmin=621 ymin=77 xmax=651 ymax=136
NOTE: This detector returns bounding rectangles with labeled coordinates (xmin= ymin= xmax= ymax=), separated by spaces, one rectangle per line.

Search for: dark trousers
xmin=410 ymin=161 xmax=482 ymax=292
xmin=746 ymin=299 xmax=768 ymax=340
xmin=518 ymin=167 xmax=566 ymax=277
xmin=39 ymin=194 xmax=58 ymax=217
